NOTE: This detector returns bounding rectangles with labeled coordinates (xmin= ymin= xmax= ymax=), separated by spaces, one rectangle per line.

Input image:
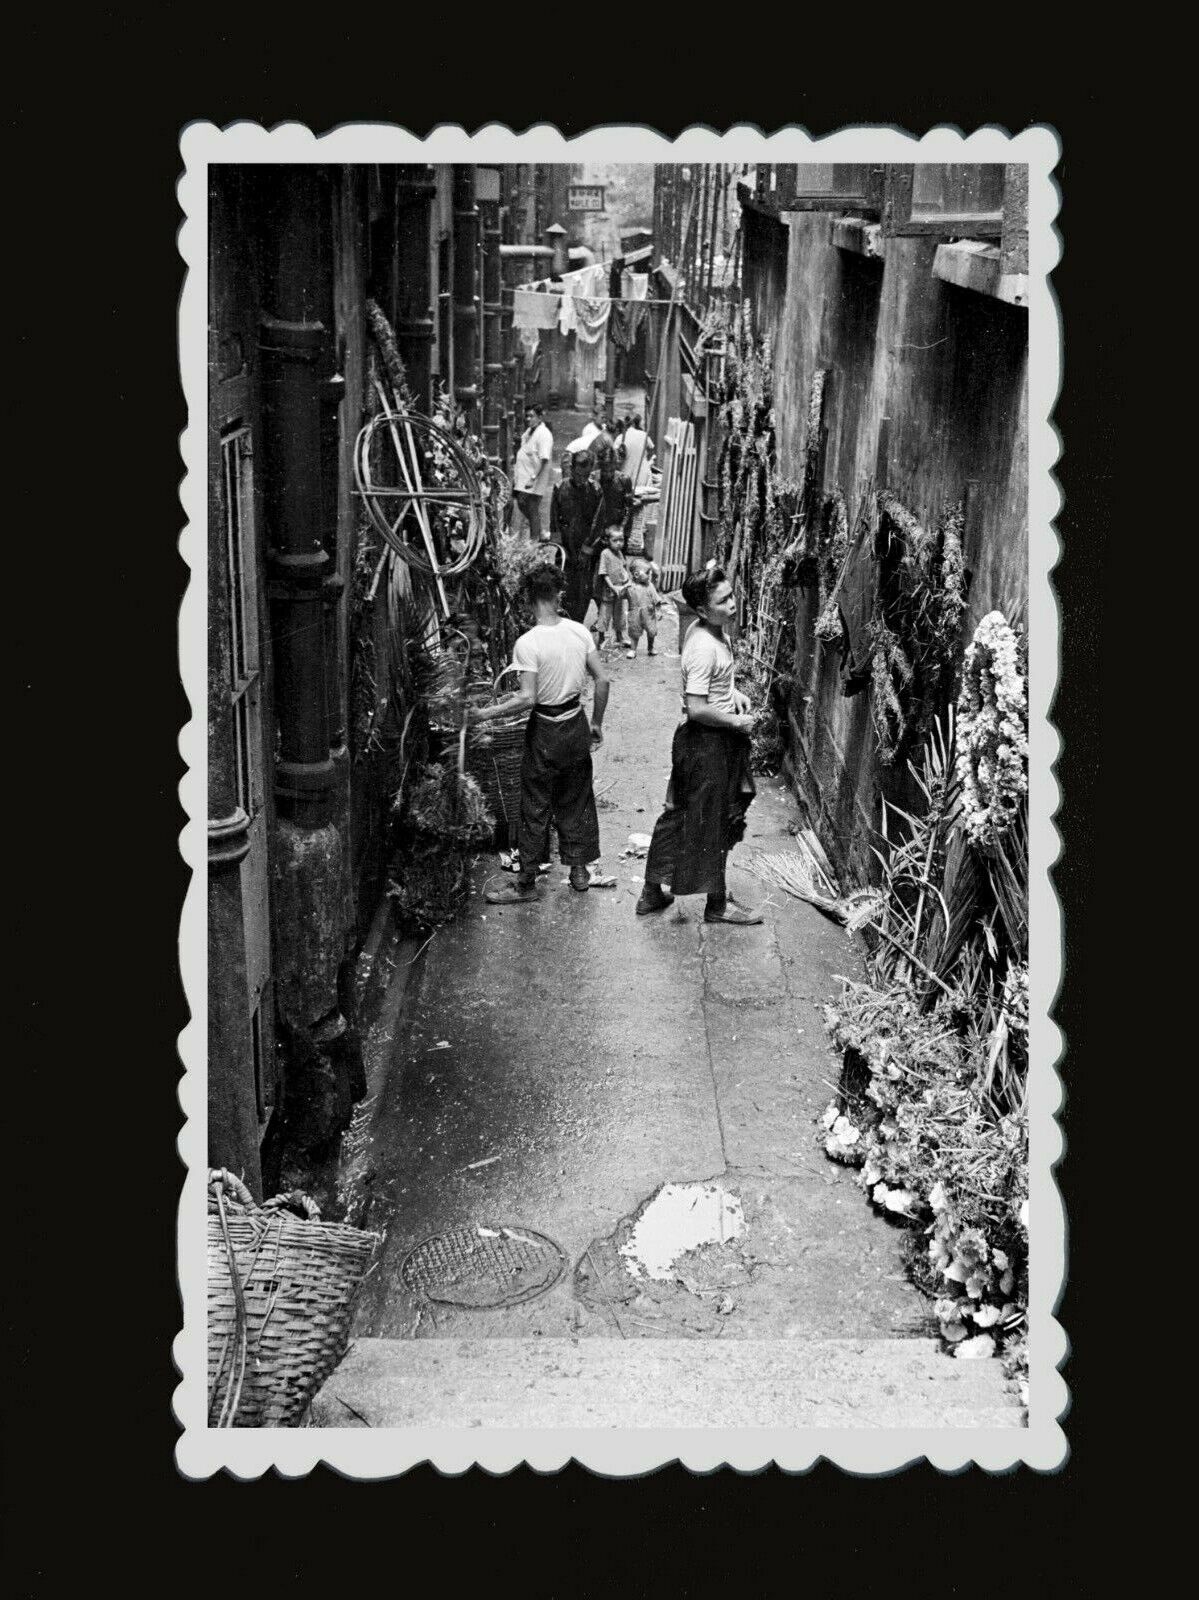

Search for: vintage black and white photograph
xmin=178 ymin=125 xmax=1063 ymax=1475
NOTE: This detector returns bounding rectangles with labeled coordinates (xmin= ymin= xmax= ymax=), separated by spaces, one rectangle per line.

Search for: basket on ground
xmin=207 ymin=1170 xmax=379 ymax=1428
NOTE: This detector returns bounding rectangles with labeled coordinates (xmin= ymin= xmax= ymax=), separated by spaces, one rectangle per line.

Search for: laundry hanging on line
xmin=609 ymin=301 xmax=646 ymax=351
xmin=512 ymin=288 xmax=562 ymax=331
xmin=573 ymin=297 xmax=611 ymax=345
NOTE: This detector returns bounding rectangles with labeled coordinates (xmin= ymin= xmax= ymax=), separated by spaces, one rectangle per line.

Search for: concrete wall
xmin=747 ymin=207 xmax=1028 ymax=886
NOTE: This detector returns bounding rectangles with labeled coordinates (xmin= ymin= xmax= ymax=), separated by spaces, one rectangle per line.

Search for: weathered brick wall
xmin=746 ymin=208 xmax=1029 ymax=888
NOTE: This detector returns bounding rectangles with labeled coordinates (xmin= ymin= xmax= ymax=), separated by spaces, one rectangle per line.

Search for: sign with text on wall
xmin=568 ymin=184 xmax=606 ymax=213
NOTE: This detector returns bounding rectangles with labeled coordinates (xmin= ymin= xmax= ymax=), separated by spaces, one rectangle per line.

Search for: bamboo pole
xmin=647 ymin=180 xmax=699 ymax=441
xmin=704 ymin=166 xmax=722 ymax=312
xmin=696 ymin=164 xmax=711 ymax=308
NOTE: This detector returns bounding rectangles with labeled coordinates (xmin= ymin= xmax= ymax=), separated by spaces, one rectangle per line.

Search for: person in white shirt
xmin=470 ymin=564 xmax=611 ymax=903
xmin=620 ymin=414 xmax=654 ymax=490
xmin=511 ymin=404 xmax=554 ymax=540
xmin=636 ymin=565 xmax=763 ymax=925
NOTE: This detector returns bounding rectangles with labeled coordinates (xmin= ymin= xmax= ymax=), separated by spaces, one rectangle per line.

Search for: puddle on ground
xmin=619 ymin=1181 xmax=744 ymax=1281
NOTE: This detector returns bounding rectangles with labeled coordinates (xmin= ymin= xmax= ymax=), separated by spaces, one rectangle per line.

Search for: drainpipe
xmin=452 ymin=166 xmax=480 ymax=422
xmin=395 ymin=164 xmax=436 ymax=415
xmin=257 ymin=168 xmax=348 ymax=1140
xmin=480 ymin=175 xmax=503 ymax=465
xmin=207 ymin=315 xmax=262 ymax=1199
xmin=259 ymin=169 xmax=333 ymax=828
xmin=545 ymin=221 xmax=568 ymax=277
xmin=498 ymin=169 xmax=515 ymax=462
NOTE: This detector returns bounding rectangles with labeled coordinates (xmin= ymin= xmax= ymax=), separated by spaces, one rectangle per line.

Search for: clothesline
xmin=520 ymin=289 xmax=679 ymax=306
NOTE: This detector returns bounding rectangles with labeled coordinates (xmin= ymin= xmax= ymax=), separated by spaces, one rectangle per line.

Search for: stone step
xmin=311 ymin=1337 xmax=1023 ymax=1429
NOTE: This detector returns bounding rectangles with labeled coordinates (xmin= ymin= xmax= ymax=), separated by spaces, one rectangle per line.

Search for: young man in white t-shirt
xmin=636 ymin=565 xmax=763 ymax=925
xmin=469 ymin=564 xmax=610 ymax=904
xmin=511 ymin=404 xmax=554 ymax=540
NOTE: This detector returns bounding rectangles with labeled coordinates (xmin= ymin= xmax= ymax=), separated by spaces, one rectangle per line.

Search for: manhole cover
xmin=401 ymin=1224 xmax=567 ymax=1309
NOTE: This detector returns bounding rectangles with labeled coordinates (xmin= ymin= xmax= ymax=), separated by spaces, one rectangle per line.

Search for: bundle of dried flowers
xmin=955 ymin=610 xmax=1028 ymax=848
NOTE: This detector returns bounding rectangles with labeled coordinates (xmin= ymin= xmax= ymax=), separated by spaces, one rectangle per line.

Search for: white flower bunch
xmin=927 ymin=1191 xmax=1018 ymax=1349
xmin=1001 ymin=961 xmax=1030 ymax=1033
xmin=821 ymin=1100 xmax=863 ymax=1163
xmin=956 ymin=610 xmax=1029 ymax=846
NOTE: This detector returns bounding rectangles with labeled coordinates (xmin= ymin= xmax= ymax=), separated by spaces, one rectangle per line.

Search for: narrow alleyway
xmin=351 ymin=599 xmax=927 ymax=1345
xmin=312 ymin=531 xmax=1021 ymax=1424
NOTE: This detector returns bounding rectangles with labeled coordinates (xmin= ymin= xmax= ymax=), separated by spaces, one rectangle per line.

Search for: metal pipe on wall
xmin=395 ymin=164 xmax=437 ymax=415
xmin=258 ymin=167 xmax=335 ymax=827
xmin=480 ymin=169 xmax=503 ymax=465
xmin=452 ymin=165 xmax=480 ymax=420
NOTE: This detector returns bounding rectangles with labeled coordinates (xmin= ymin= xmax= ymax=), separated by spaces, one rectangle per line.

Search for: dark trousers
xmin=644 ymin=722 xmax=755 ymax=901
xmin=563 ymin=559 xmax=592 ymax=624
xmin=513 ymin=489 xmax=543 ymax=541
xmin=518 ymin=711 xmax=600 ymax=876
xmin=645 ymin=806 xmax=729 ymax=905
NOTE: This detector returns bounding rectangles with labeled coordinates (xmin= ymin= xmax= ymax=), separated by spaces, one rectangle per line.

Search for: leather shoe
xmin=635 ymin=886 xmax=674 ymax=916
xmin=569 ymin=864 xmax=591 ymax=892
xmin=485 ymin=881 xmax=539 ymax=905
xmin=703 ymin=903 xmax=763 ymax=925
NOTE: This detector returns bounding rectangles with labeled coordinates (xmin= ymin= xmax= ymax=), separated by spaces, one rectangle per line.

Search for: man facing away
xmin=511 ymin=403 xmax=554 ymax=540
xmin=621 ymin=414 xmax=654 ymax=490
xmin=471 ymin=565 xmax=610 ymax=905
xmin=549 ymin=447 xmax=601 ymax=624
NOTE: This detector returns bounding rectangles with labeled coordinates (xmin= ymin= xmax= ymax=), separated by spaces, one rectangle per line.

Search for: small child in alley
xmin=623 ymin=553 xmax=662 ymax=659
xmin=593 ymin=524 xmax=632 ymax=651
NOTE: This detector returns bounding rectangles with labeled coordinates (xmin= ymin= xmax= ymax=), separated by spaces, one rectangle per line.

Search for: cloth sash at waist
xmin=534 ymin=696 xmax=582 ymax=722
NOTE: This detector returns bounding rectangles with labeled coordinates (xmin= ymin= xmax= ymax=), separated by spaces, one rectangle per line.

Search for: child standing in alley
xmin=593 ymin=524 xmax=632 ymax=651
xmin=623 ymin=553 xmax=662 ymax=659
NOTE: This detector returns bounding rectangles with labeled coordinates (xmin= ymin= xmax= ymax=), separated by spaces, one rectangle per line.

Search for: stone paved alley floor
xmin=311 ymin=410 xmax=1021 ymax=1428
xmin=347 ymin=600 xmax=927 ymax=1343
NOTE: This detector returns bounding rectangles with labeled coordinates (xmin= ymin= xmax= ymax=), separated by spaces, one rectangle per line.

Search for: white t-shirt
xmin=680 ymin=622 xmax=736 ymax=716
xmin=511 ymin=619 xmax=594 ymax=711
xmin=513 ymin=422 xmax=553 ymax=494
xmin=622 ymin=426 xmax=651 ymax=488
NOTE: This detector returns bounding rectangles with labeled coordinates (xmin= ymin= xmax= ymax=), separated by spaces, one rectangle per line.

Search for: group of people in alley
xmin=474 ymin=407 xmax=762 ymax=926
xmin=512 ymin=405 xmax=661 ymax=658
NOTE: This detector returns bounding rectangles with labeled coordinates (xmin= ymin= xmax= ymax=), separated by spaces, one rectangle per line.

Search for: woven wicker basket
xmin=207 ymin=1171 xmax=379 ymax=1428
xmin=466 ymin=665 xmax=528 ymax=845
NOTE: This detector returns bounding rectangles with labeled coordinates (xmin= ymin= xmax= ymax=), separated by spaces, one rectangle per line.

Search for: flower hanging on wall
xmin=956 ymin=610 xmax=1029 ymax=847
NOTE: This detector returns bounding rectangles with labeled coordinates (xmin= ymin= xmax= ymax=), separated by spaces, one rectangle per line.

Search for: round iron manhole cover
xmin=401 ymin=1224 xmax=567 ymax=1309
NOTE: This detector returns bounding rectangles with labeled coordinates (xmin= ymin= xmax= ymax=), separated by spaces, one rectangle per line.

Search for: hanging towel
xmin=574 ymin=296 xmax=611 ymax=345
xmin=558 ymin=293 xmax=578 ymax=336
xmin=513 ymin=288 xmax=562 ymax=331
xmin=621 ymin=270 xmax=649 ymax=301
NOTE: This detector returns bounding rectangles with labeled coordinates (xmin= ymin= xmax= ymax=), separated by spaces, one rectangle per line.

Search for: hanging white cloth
xmin=513 ymin=288 xmax=561 ymax=330
xmin=558 ymin=293 xmax=578 ymax=336
xmin=621 ymin=270 xmax=649 ymax=301
xmin=574 ymin=296 xmax=610 ymax=345
xmin=518 ymin=326 xmax=541 ymax=362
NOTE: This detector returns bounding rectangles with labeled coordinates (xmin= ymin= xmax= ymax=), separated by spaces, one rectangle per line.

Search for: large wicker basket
xmin=207 ymin=1170 xmax=379 ymax=1428
xmin=466 ymin=665 xmax=528 ymax=846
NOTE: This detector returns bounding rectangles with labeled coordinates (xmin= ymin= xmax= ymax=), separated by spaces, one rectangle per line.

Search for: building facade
xmin=206 ymin=164 xmax=543 ymax=1196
